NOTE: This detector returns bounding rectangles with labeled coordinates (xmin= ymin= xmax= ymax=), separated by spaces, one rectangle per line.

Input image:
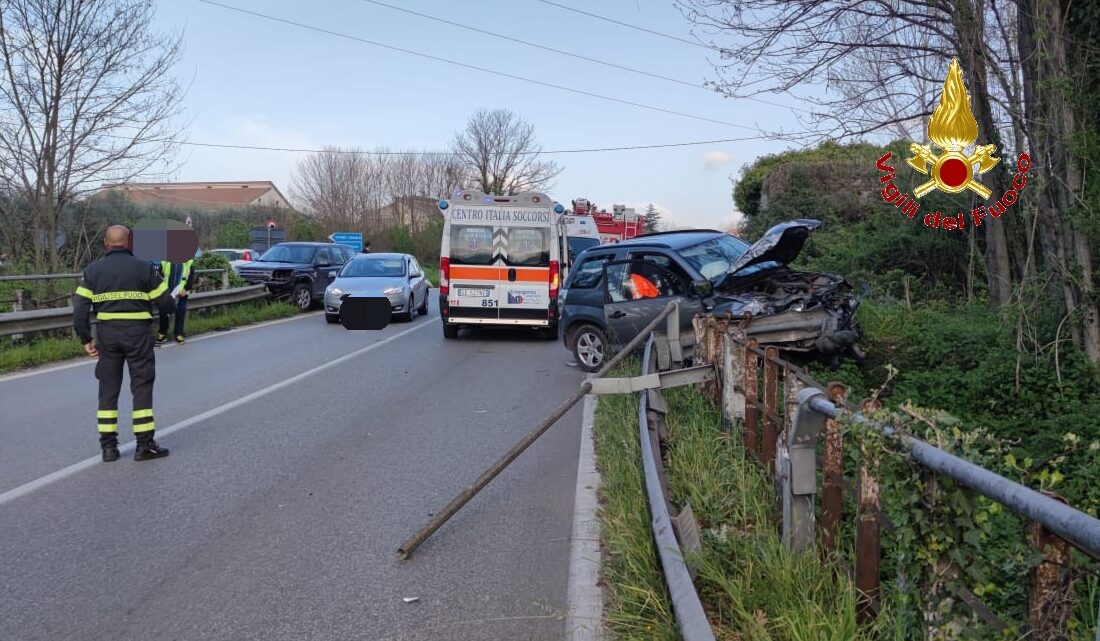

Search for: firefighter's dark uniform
xmin=73 ymin=247 xmax=176 ymax=462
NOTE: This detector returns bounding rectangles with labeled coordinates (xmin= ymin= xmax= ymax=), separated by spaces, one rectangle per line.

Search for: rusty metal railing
xmin=692 ymin=314 xmax=1100 ymax=635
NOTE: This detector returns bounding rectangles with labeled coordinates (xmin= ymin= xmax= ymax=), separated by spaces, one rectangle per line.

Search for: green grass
xmin=0 ymin=301 xmax=299 ymax=374
xmin=419 ymin=262 xmax=440 ymax=288
xmin=594 ymin=363 xmax=883 ymax=640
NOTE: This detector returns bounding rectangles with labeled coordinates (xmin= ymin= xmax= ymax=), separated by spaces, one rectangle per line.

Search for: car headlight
xmin=328 ymin=287 xmax=344 ymax=297
xmin=382 ymin=286 xmax=403 ymax=295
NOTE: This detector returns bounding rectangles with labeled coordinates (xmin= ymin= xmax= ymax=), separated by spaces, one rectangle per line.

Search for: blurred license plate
xmin=457 ymin=288 xmax=490 ymax=297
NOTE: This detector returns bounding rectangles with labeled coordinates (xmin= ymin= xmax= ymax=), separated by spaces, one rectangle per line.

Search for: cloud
xmin=703 ymin=150 xmax=732 ymax=170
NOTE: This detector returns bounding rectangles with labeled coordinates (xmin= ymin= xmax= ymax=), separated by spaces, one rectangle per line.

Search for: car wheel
xmin=401 ymin=296 xmax=416 ymax=322
xmin=292 ymin=284 xmax=313 ymax=311
xmin=325 ymin=313 xmax=340 ymax=324
xmin=417 ymin=291 xmax=429 ymax=315
xmin=572 ymin=325 xmax=607 ymax=372
xmin=443 ymin=323 xmax=459 ymax=339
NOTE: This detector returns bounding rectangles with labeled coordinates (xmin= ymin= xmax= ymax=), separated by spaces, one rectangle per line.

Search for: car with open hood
xmin=559 ymin=220 xmax=860 ymax=372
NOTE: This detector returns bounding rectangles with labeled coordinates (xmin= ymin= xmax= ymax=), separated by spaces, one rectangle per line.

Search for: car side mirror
xmin=691 ymin=280 xmax=714 ymax=298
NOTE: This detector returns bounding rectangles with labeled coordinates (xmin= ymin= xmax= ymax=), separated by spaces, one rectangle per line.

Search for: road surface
xmin=0 ymin=301 xmax=586 ymax=640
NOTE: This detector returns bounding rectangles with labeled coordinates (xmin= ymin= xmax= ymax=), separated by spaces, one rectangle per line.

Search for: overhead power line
xmin=533 ymin=0 xmax=719 ymax=52
xmin=191 ymin=0 xmax=768 ymax=133
xmin=357 ymin=0 xmax=812 ymax=115
xmin=135 ymin=134 xmax=768 ymax=156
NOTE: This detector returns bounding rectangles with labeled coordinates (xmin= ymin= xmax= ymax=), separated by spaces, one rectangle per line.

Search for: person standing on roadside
xmin=156 ymin=254 xmax=194 ymax=344
xmin=73 ymin=225 xmax=176 ymax=462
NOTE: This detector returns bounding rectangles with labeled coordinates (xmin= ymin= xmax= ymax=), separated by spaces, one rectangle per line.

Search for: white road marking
xmin=0 ymin=311 xmax=321 ymax=383
xmin=566 ymin=393 xmax=604 ymax=641
xmin=0 ymin=318 xmax=437 ymax=507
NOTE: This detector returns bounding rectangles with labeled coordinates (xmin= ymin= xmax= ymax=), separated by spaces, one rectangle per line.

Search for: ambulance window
xmin=450 ymin=225 xmax=494 ymax=265
xmin=506 ymin=227 xmax=549 ymax=266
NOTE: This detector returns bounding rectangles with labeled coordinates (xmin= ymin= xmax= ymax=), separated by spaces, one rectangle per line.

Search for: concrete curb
xmin=566 ymin=393 xmax=604 ymax=641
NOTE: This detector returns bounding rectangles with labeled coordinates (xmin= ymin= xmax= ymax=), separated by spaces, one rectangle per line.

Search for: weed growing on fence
xmin=843 ymin=403 xmax=1099 ymax=640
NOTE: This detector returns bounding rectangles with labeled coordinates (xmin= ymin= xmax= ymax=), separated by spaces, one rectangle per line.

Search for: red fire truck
xmin=571 ymin=198 xmax=644 ymax=244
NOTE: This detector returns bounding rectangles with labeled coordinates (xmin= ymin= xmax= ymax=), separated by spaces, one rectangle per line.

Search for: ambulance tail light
xmin=440 ymin=257 xmax=450 ymax=296
xmin=549 ymin=260 xmax=560 ymax=298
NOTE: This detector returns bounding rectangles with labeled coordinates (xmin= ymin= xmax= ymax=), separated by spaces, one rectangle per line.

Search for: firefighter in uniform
xmin=73 ymin=225 xmax=176 ymax=462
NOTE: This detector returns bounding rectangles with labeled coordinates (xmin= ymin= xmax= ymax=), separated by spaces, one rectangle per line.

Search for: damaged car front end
xmin=710 ymin=220 xmax=862 ymax=360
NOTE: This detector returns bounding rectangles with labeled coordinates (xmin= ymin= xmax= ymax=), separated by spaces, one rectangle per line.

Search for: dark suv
xmin=238 ymin=242 xmax=358 ymax=311
xmin=560 ymin=221 xmax=860 ymax=371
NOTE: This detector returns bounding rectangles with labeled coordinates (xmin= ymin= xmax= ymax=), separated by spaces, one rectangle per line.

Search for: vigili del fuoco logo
xmin=876 ymin=58 xmax=1032 ymax=232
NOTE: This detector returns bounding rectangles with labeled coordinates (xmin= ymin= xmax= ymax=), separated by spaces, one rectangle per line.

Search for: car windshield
xmin=258 ymin=245 xmax=316 ymax=263
xmin=340 ymin=257 xmax=405 ymax=278
xmin=678 ymin=235 xmax=751 ymax=281
xmin=678 ymin=234 xmax=784 ymax=283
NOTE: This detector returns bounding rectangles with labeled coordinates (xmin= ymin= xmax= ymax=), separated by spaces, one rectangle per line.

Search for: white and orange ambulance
xmin=437 ymin=190 xmax=564 ymax=340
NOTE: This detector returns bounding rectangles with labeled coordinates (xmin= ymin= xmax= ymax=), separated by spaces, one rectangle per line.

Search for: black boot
xmin=99 ymin=433 xmax=120 ymax=462
xmin=134 ymin=431 xmax=170 ymax=461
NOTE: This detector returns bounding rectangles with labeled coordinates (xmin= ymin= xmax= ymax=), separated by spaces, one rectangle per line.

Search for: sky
xmin=152 ymin=0 xmax=813 ymax=230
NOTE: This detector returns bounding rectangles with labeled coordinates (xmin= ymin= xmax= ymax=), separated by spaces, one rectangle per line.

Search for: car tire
xmin=571 ymin=324 xmax=607 ymax=372
xmin=417 ymin=292 xmax=429 ymax=316
xmin=443 ymin=323 xmax=459 ymax=339
xmin=292 ymin=284 xmax=313 ymax=312
xmin=325 ymin=313 xmax=340 ymax=324
xmin=401 ymin=296 xmax=416 ymax=322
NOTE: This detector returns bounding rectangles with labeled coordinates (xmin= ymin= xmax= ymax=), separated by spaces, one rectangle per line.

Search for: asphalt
xmin=0 ymin=300 xmax=586 ymax=640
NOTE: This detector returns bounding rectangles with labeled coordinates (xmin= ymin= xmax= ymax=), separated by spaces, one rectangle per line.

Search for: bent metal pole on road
xmin=397 ymin=301 xmax=679 ymax=560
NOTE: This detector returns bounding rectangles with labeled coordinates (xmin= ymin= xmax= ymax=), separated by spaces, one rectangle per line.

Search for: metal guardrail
xmin=0 ymin=284 xmax=269 ymax=338
xmin=637 ymin=314 xmax=717 ymax=641
xmin=0 ymin=269 xmax=231 ymax=288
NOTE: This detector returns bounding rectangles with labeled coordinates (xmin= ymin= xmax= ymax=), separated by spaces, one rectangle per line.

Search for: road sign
xmin=329 ymin=231 xmax=363 ymax=252
xmin=185 ymin=215 xmax=193 ymax=227
xmin=267 ymin=219 xmax=277 ymax=230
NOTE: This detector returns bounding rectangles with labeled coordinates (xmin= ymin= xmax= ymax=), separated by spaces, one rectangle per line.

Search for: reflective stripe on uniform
xmin=133 ymin=408 xmax=154 ymax=433
xmin=97 ymin=423 xmax=118 ymax=434
xmin=75 ymin=286 xmax=94 ymax=299
xmin=96 ymin=311 xmax=153 ymax=321
xmin=91 ymin=290 xmax=150 ymax=303
xmin=98 ymin=408 xmax=118 ymax=432
xmin=148 ymin=280 xmax=168 ymax=298
xmin=97 ymin=410 xmax=118 ymax=419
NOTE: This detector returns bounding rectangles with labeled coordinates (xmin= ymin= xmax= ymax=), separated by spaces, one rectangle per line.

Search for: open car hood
xmin=726 ymin=219 xmax=822 ymax=276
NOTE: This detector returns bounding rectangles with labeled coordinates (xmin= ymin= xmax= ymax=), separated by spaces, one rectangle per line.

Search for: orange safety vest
xmin=630 ymin=273 xmax=659 ymax=299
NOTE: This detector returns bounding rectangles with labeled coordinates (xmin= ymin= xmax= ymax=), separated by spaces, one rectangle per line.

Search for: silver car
xmin=323 ymin=253 xmax=430 ymax=324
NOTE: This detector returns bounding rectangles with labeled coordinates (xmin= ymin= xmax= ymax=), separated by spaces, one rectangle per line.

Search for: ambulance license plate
xmin=457 ymin=288 xmax=490 ymax=298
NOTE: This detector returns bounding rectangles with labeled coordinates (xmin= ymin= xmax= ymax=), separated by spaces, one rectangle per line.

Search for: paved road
xmin=0 ymin=300 xmax=586 ymax=640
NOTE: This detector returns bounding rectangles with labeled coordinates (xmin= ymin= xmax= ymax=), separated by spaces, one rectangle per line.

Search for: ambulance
xmin=438 ymin=190 xmax=564 ymax=340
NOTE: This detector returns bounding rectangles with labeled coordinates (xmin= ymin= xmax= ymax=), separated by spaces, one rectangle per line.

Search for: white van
xmin=438 ymin=190 xmax=564 ymax=340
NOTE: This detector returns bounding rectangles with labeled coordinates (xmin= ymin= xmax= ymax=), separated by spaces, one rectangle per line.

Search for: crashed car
xmin=559 ymin=220 xmax=860 ymax=372
xmin=237 ymin=242 xmax=357 ymax=311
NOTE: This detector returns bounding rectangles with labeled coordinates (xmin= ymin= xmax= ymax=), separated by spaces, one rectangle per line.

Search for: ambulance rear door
xmin=499 ymin=225 xmax=552 ymax=324
xmin=447 ymin=223 xmax=501 ymax=320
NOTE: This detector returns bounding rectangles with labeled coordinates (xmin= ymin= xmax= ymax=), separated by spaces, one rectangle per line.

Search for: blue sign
xmin=329 ymin=232 xmax=363 ymax=252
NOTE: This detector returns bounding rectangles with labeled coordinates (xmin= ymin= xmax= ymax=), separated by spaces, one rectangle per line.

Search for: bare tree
xmin=0 ymin=0 xmax=184 ymax=273
xmin=291 ymin=148 xmax=461 ymax=239
xmin=451 ymin=108 xmax=561 ymax=195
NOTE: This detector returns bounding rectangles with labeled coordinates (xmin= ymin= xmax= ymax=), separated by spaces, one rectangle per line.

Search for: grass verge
xmin=594 ymin=361 xmax=882 ymax=640
xmin=0 ymin=301 xmax=299 ymax=374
